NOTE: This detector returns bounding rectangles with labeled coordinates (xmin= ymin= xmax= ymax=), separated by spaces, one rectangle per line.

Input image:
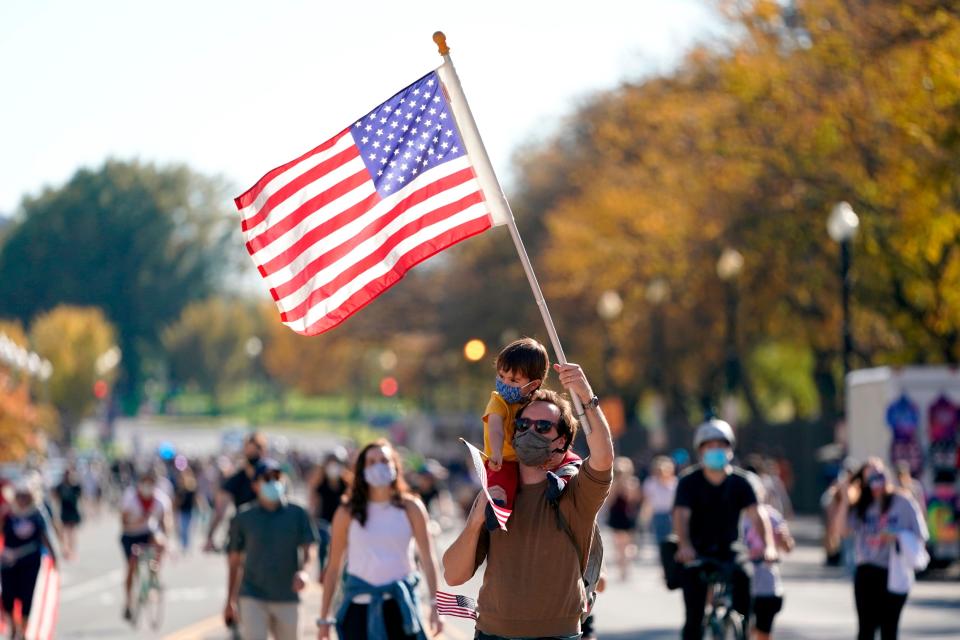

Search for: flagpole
xmin=433 ymin=31 xmax=590 ymax=432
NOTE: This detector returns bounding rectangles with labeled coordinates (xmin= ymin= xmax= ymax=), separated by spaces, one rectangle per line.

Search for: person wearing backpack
xmin=443 ymin=363 xmax=614 ymax=640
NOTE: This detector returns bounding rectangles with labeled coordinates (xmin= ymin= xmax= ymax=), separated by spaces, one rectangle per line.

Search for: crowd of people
xmin=0 ymin=338 xmax=938 ymax=640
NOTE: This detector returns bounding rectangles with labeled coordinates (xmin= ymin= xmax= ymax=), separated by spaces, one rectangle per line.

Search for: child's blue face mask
xmin=702 ymin=448 xmax=732 ymax=470
xmin=495 ymin=377 xmax=536 ymax=404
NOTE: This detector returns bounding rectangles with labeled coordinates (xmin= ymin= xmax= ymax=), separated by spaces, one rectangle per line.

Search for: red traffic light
xmin=379 ymin=376 xmax=398 ymax=397
xmin=93 ymin=379 xmax=109 ymax=399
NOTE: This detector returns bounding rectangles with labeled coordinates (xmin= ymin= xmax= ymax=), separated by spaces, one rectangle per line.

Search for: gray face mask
xmin=513 ymin=429 xmax=564 ymax=467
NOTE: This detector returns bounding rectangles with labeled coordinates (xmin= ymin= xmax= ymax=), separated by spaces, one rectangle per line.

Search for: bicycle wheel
xmin=719 ymin=613 xmax=745 ymax=640
xmin=128 ymin=566 xmax=143 ymax=627
xmin=144 ymin=583 xmax=164 ymax=631
xmin=706 ymin=613 xmax=724 ymax=640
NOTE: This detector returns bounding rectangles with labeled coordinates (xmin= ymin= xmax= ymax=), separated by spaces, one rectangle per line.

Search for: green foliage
xmin=748 ymin=342 xmax=818 ymax=421
xmin=162 ymin=298 xmax=262 ymax=408
xmin=0 ymin=160 xmax=243 ymax=408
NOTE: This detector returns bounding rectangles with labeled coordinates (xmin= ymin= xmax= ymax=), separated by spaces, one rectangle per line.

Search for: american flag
xmin=460 ymin=438 xmax=511 ymax=531
xmin=0 ymin=541 xmax=58 ymax=640
xmin=236 ymin=69 xmax=500 ymax=336
xmin=436 ymin=591 xmax=478 ymax=620
xmin=24 ymin=553 xmax=58 ymax=640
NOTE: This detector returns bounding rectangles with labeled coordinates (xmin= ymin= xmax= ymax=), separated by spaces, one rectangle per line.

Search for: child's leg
xmin=485 ymin=461 xmax=518 ymax=509
xmin=484 ymin=461 xmax=519 ymax=531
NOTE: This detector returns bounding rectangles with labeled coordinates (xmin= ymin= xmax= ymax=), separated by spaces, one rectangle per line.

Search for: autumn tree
xmin=162 ymin=298 xmax=265 ymax=411
xmin=445 ymin=0 xmax=960 ymax=430
xmin=30 ymin=306 xmax=118 ymax=444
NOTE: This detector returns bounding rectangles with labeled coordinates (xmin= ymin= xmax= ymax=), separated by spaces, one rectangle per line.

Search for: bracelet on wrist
xmin=316 ymin=617 xmax=336 ymax=627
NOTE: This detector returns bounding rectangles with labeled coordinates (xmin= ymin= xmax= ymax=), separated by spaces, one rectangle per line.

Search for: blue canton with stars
xmin=352 ymin=71 xmax=466 ymax=198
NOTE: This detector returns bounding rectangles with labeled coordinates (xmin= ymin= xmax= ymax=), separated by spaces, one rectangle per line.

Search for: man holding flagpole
xmin=442 ymin=362 xmax=614 ymax=639
xmin=236 ymin=32 xmax=611 ymax=635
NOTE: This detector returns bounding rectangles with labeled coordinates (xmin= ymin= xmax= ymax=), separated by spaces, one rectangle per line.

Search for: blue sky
xmin=0 ymin=1 xmax=720 ymax=214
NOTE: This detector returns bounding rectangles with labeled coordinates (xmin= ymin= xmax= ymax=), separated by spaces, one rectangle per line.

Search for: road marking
xmin=59 ymin=569 xmax=123 ymax=603
xmin=162 ymin=614 xmax=224 ymax=640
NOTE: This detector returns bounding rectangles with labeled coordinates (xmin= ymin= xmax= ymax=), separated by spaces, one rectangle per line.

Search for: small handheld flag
xmin=460 ymin=438 xmax=510 ymax=531
xmin=436 ymin=591 xmax=478 ymax=620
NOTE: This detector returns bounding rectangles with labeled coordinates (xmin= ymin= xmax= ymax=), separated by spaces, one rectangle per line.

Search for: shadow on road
xmin=594 ymin=630 xmax=675 ymax=640
xmin=908 ymin=596 xmax=960 ymax=610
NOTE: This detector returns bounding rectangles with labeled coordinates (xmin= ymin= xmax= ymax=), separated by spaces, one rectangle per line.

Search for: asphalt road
xmin=51 ymin=419 xmax=960 ymax=638
xmin=55 ymin=507 xmax=960 ymax=640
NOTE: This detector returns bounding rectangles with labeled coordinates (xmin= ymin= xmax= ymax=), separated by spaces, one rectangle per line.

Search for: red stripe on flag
xmin=245 ymin=168 xmax=371 ymax=255
xmin=298 ymin=215 xmax=491 ymax=335
xmin=491 ymin=504 xmax=512 ymax=530
xmin=235 ymin=128 xmax=351 ymax=210
xmin=280 ymin=190 xmax=486 ymax=324
xmin=240 ymin=143 xmax=360 ymax=232
xmin=263 ymin=166 xmax=476 ymax=292
xmin=257 ymin=190 xmax=381 ymax=277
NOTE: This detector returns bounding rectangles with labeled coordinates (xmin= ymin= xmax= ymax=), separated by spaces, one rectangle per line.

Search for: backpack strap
xmin=547 ymin=460 xmax=588 ymax=574
xmin=554 ymin=503 xmax=587 ymax=575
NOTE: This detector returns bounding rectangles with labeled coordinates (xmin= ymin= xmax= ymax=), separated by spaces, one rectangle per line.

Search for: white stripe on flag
xmin=460 ymin=439 xmax=511 ymax=531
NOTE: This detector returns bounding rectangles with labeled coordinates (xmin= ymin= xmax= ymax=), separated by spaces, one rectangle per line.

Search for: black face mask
xmin=247 ymin=454 xmax=261 ymax=467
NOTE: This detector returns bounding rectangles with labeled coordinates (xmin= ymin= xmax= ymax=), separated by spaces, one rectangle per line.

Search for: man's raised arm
xmin=553 ymin=363 xmax=614 ymax=473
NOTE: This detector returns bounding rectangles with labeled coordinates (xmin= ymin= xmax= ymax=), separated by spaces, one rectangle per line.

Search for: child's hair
xmin=495 ymin=338 xmax=549 ymax=382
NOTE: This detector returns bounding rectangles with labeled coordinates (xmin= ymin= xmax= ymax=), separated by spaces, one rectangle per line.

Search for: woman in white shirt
xmin=641 ymin=455 xmax=678 ymax=544
xmin=318 ymin=439 xmax=443 ymax=640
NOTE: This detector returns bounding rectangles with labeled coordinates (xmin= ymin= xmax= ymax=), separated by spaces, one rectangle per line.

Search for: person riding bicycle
xmin=119 ymin=468 xmax=172 ymax=622
xmin=673 ymin=418 xmax=777 ymax=640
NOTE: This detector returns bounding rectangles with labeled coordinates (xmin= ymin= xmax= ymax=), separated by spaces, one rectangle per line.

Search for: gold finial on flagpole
xmin=433 ymin=31 xmax=450 ymax=56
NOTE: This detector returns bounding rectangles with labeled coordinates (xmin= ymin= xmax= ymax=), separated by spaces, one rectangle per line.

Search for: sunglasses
xmin=514 ymin=417 xmax=558 ymax=434
xmin=867 ymin=474 xmax=885 ymax=484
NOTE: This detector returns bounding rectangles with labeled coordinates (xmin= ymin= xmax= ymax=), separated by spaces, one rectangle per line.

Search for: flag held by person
xmin=236 ymin=63 xmax=509 ymax=336
xmin=436 ymin=591 xmax=478 ymax=620
xmin=24 ymin=553 xmax=58 ymax=640
xmin=460 ymin=438 xmax=510 ymax=531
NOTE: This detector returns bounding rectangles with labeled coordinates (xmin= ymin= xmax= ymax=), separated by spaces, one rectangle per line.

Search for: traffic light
xmin=93 ymin=379 xmax=108 ymax=399
xmin=380 ymin=376 xmax=398 ymax=397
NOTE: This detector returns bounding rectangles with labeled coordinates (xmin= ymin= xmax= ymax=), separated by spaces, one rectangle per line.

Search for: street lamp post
xmin=716 ymin=248 xmax=744 ymax=393
xmin=596 ymin=290 xmax=624 ymax=394
xmin=645 ymin=279 xmax=670 ymax=449
xmin=717 ymin=248 xmax=744 ymax=427
xmin=827 ymin=202 xmax=860 ymax=380
xmin=645 ymin=279 xmax=670 ymax=392
xmin=245 ymin=336 xmax=263 ymax=425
